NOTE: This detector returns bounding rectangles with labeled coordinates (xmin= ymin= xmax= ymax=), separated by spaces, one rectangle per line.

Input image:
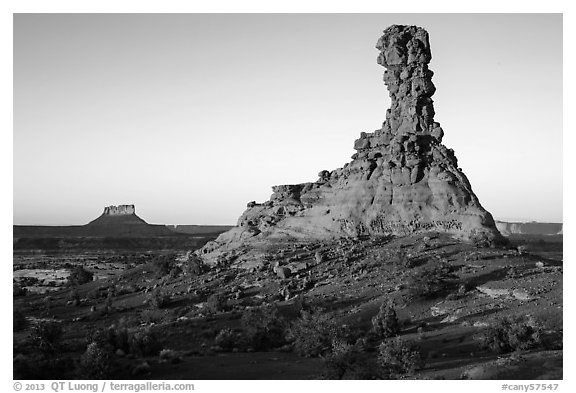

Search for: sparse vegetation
xmin=476 ymin=315 xmax=543 ymax=354
xmin=13 ymin=309 xmax=28 ymax=332
xmin=205 ymin=292 xmax=228 ymax=314
xmin=11 ymin=230 xmax=563 ymax=380
xmin=89 ymin=325 xmax=130 ymax=354
xmin=184 ymin=257 xmax=207 ymax=276
xmin=150 ymin=288 xmax=171 ymax=309
xmin=128 ymin=327 xmax=162 ymax=357
xmin=67 ymin=265 xmax=94 ymax=286
xmin=406 ymin=263 xmax=457 ymax=299
xmin=371 ymin=302 xmax=400 ymax=338
xmin=241 ymin=305 xmax=287 ymax=351
xmin=151 ymin=254 xmax=178 ymax=277
xmin=79 ymin=342 xmax=113 ymax=379
xmin=140 ymin=309 xmax=164 ymax=324
xmin=67 ymin=289 xmax=81 ymax=306
xmin=378 ymin=337 xmax=424 ymax=378
xmin=392 ymin=250 xmax=417 ymax=269
xmin=214 ymin=328 xmax=239 ymax=351
xmin=13 ymin=282 xmax=28 ymax=297
xmin=32 ymin=320 xmax=63 ymax=353
xmin=324 ymin=340 xmax=377 ymax=379
xmin=289 ymin=309 xmax=338 ymax=357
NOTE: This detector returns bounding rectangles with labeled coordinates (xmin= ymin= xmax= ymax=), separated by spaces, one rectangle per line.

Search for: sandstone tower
xmin=199 ymin=25 xmax=504 ymax=261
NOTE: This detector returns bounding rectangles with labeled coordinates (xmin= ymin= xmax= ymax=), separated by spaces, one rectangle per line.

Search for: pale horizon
xmin=13 ymin=14 xmax=563 ymax=226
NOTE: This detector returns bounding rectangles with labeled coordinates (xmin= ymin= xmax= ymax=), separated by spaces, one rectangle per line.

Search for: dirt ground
xmin=13 ymin=232 xmax=562 ymax=380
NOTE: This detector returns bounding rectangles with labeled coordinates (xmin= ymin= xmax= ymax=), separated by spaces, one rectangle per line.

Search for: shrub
xmin=406 ymin=263 xmax=457 ymax=299
xmin=128 ymin=327 xmax=161 ymax=357
xmin=324 ymin=340 xmax=377 ymax=379
xmin=214 ymin=328 xmax=239 ymax=351
xmin=241 ymin=305 xmax=287 ymax=351
xmin=140 ymin=309 xmax=164 ymax=324
xmin=13 ymin=309 xmax=28 ymax=332
xmin=378 ymin=338 xmax=424 ymax=378
xmin=159 ymin=349 xmax=180 ymax=363
xmin=289 ymin=309 xmax=338 ymax=357
xmin=371 ymin=302 xmax=400 ymax=338
xmin=150 ymin=288 xmax=171 ymax=309
xmin=152 ymin=254 xmax=178 ymax=277
xmin=79 ymin=342 xmax=113 ymax=379
xmin=392 ymin=250 xmax=417 ymax=269
xmin=88 ymin=288 xmax=104 ymax=300
xmin=476 ymin=315 xmax=543 ymax=354
xmin=13 ymin=283 xmax=28 ymax=297
xmin=205 ymin=293 xmax=228 ymax=314
xmin=13 ymin=353 xmax=74 ymax=379
xmin=184 ymin=257 xmax=207 ymax=276
xmin=169 ymin=266 xmax=183 ymax=278
xmin=88 ymin=325 xmax=129 ymax=354
xmin=67 ymin=289 xmax=81 ymax=306
xmin=67 ymin=266 xmax=93 ymax=286
xmin=89 ymin=324 xmax=161 ymax=357
xmin=32 ymin=320 xmax=63 ymax=353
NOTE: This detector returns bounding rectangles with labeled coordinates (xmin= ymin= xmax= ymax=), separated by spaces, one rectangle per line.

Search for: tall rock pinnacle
xmin=198 ymin=25 xmax=504 ymax=262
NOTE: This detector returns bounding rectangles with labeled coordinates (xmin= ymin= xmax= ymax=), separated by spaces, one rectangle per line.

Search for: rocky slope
xmin=199 ymin=25 xmax=505 ymax=265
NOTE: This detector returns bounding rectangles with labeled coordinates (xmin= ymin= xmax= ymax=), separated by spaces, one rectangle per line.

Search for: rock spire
xmin=198 ymin=25 xmax=504 ymax=262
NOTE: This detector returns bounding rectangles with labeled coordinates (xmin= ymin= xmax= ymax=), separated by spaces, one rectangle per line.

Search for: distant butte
xmin=87 ymin=204 xmax=147 ymax=226
xmin=198 ymin=24 xmax=506 ymax=265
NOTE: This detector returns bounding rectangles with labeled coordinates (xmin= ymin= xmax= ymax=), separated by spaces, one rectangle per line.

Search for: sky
xmin=13 ymin=13 xmax=563 ymax=225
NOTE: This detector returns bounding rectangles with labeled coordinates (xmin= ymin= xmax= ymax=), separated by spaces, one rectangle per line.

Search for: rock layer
xmin=103 ymin=205 xmax=136 ymax=216
xmin=198 ymin=25 xmax=504 ymax=261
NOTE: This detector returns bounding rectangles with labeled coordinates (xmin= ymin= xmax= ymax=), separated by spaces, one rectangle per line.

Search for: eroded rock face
xmin=103 ymin=205 xmax=136 ymax=216
xmin=198 ymin=25 xmax=504 ymax=263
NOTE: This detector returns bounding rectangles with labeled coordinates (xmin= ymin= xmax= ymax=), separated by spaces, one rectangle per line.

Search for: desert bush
xmin=184 ymin=256 xmax=207 ymax=276
xmin=140 ymin=309 xmax=164 ymax=324
xmin=88 ymin=325 xmax=130 ymax=354
xmin=169 ymin=265 xmax=183 ymax=278
xmin=67 ymin=289 xmax=81 ymax=306
xmin=371 ymin=302 xmax=400 ymax=339
xmin=214 ymin=328 xmax=239 ymax=351
xmin=13 ymin=282 xmax=28 ymax=297
xmin=324 ymin=340 xmax=377 ymax=379
xmin=79 ymin=342 xmax=113 ymax=379
xmin=152 ymin=254 xmax=178 ymax=277
xmin=13 ymin=353 xmax=74 ymax=379
xmin=159 ymin=349 xmax=180 ymax=363
xmin=88 ymin=288 xmax=104 ymax=300
xmin=288 ymin=309 xmax=338 ymax=357
xmin=88 ymin=324 xmax=160 ymax=357
xmin=205 ymin=292 xmax=228 ymax=314
xmin=392 ymin=250 xmax=417 ymax=269
xmin=67 ymin=265 xmax=94 ymax=286
xmin=13 ymin=308 xmax=28 ymax=332
xmin=128 ymin=327 xmax=161 ymax=357
xmin=32 ymin=320 xmax=63 ymax=353
xmin=378 ymin=337 xmax=424 ymax=378
xmin=150 ymin=288 xmax=171 ymax=309
xmin=241 ymin=305 xmax=288 ymax=351
xmin=476 ymin=315 xmax=543 ymax=354
xmin=406 ymin=263 xmax=457 ymax=299
xmin=115 ymin=284 xmax=137 ymax=296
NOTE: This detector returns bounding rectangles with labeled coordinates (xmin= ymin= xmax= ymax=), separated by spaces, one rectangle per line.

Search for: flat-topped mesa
xmin=197 ymin=25 xmax=505 ymax=263
xmin=103 ymin=205 xmax=135 ymax=216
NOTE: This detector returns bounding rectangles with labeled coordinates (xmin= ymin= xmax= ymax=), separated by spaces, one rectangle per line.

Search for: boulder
xmin=276 ymin=267 xmax=292 ymax=279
